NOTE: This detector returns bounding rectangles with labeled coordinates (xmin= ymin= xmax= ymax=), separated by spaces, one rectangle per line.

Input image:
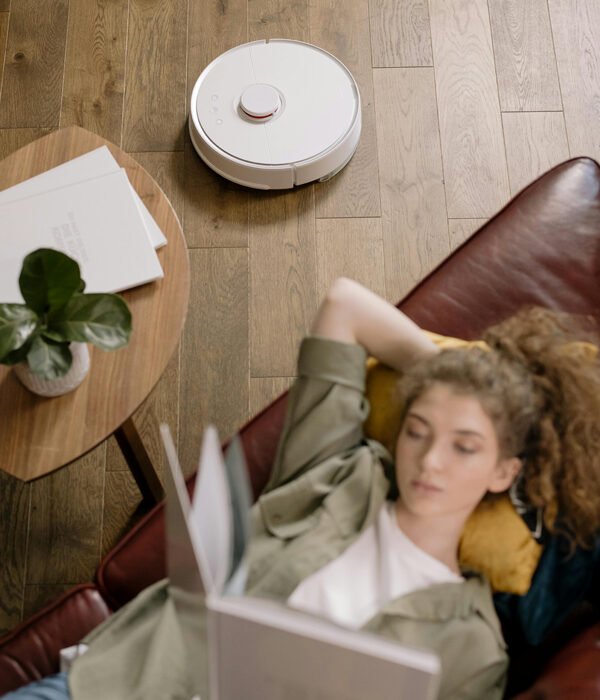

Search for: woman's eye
xmin=455 ymin=444 xmax=476 ymax=455
xmin=407 ymin=429 xmax=425 ymax=439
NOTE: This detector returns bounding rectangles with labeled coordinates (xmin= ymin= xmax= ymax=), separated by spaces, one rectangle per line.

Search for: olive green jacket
xmin=71 ymin=337 xmax=507 ymax=700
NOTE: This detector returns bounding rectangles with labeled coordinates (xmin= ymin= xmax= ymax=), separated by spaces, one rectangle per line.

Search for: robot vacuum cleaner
xmin=189 ymin=39 xmax=362 ymax=189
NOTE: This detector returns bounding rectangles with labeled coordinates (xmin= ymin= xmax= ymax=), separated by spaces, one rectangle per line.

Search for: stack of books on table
xmin=0 ymin=146 xmax=165 ymax=303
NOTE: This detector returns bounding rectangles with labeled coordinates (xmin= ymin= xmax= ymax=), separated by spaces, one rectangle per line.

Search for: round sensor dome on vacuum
xmin=188 ymin=39 xmax=361 ymax=190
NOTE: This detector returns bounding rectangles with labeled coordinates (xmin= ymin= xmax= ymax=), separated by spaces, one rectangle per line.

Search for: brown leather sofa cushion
xmin=0 ymin=585 xmax=111 ymax=694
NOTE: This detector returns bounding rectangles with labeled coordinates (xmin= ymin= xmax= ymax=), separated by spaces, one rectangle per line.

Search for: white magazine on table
xmin=0 ymin=169 xmax=163 ymax=302
xmin=161 ymin=424 xmax=441 ymax=700
xmin=0 ymin=146 xmax=167 ymax=248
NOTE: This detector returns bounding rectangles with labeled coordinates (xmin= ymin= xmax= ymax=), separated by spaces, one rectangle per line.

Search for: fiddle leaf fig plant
xmin=0 ymin=248 xmax=132 ymax=380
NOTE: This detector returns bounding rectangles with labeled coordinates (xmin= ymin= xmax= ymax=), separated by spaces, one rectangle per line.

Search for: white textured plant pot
xmin=14 ymin=343 xmax=91 ymax=397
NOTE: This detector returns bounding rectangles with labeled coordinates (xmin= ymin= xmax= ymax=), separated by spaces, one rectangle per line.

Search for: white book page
xmin=0 ymin=146 xmax=167 ymax=249
xmin=0 ymin=169 xmax=163 ymax=302
xmin=191 ymin=426 xmax=232 ymax=596
xmin=209 ymin=596 xmax=440 ymax=700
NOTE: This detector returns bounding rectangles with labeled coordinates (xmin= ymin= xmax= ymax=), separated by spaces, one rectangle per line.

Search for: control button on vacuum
xmin=240 ymin=83 xmax=281 ymax=119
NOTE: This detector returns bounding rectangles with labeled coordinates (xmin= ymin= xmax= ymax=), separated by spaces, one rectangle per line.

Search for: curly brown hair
xmin=399 ymin=307 xmax=600 ymax=550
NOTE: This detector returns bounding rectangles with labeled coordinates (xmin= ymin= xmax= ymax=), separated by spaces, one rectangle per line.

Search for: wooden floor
xmin=1 ymin=0 xmax=599 ymax=635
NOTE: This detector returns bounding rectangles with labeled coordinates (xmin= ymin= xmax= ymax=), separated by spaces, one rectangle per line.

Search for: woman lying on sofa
xmin=5 ymin=278 xmax=600 ymax=700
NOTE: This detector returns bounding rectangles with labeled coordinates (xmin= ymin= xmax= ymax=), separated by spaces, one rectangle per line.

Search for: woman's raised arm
xmin=311 ymin=277 xmax=439 ymax=372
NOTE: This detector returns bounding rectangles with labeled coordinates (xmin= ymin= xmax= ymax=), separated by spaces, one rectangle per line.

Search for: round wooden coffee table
xmin=0 ymin=127 xmax=190 ymax=503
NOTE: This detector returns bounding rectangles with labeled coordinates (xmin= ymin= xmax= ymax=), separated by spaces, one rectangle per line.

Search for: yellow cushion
xmin=364 ymin=331 xmax=542 ymax=594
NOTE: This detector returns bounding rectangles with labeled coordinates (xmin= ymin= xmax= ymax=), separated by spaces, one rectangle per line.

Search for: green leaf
xmin=0 ymin=304 xmax=38 ymax=360
xmin=26 ymin=335 xmax=72 ymax=379
xmin=2 ymin=337 xmax=35 ymax=365
xmin=19 ymin=248 xmax=83 ymax=314
xmin=50 ymin=293 xmax=132 ymax=350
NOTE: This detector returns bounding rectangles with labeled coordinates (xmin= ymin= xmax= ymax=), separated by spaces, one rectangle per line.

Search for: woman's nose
xmin=420 ymin=441 xmax=444 ymax=473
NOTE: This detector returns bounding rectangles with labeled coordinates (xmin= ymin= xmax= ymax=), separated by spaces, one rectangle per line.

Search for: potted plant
xmin=0 ymin=248 xmax=132 ymax=397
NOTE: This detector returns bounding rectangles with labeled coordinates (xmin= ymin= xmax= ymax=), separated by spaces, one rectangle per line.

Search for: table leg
xmin=114 ymin=417 xmax=164 ymax=504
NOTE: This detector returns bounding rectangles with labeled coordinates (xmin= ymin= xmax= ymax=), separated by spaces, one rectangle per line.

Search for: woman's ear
xmin=489 ymin=457 xmax=522 ymax=493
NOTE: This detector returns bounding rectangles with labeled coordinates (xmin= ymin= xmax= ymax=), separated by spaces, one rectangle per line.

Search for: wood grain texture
xmin=60 ymin=0 xmax=128 ymax=144
xmin=179 ymin=248 xmax=249 ymax=473
xmin=0 ymin=472 xmax=30 ymax=634
xmin=0 ymin=2 xmax=10 ymax=13
xmin=489 ymin=0 xmax=562 ymax=111
xmin=0 ymin=127 xmax=189 ymax=481
xmin=373 ymin=68 xmax=450 ymax=303
xmin=248 ymin=0 xmax=310 ymax=41
xmin=132 ymin=150 xmax=186 ymax=231
xmin=311 ymin=0 xmax=381 ymax=218
xmin=502 ymin=111 xmax=569 ymax=195
xmin=429 ymin=0 xmax=510 ymax=218
xmin=249 ymin=186 xmax=318 ymax=377
xmin=0 ymin=12 xmax=8 ymax=90
xmin=548 ymin=0 xmax=600 ymax=161
xmin=185 ymin=2 xmax=249 ymax=245
xmin=26 ymin=445 xmax=105 ymax=584
xmin=123 ymin=0 xmax=188 ymax=151
xmin=0 ymin=0 xmax=68 ymax=128
xmin=448 ymin=218 xmax=487 ymax=248
xmin=101 ymin=469 xmax=145 ymax=556
xmin=184 ymin=138 xmax=249 ymax=248
xmin=0 ymin=127 xmax=52 ymax=159
xmin=187 ymin=0 xmax=247 ymax=90
xmin=106 ymin=348 xmax=180 ymax=477
xmin=369 ymin=0 xmax=432 ymax=67
xmin=315 ymin=218 xmax=386 ymax=300
xmin=22 ymin=584 xmax=74 ymax=621
xmin=250 ymin=377 xmax=294 ymax=417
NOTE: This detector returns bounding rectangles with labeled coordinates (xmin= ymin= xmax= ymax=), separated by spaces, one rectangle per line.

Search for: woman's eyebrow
xmin=407 ymin=412 xmax=484 ymax=438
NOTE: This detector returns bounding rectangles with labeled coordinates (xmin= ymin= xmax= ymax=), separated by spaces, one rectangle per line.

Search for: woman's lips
xmin=411 ymin=479 xmax=443 ymax=494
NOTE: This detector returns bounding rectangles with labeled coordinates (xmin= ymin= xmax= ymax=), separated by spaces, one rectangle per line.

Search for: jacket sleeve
xmin=442 ymin=658 xmax=508 ymax=700
xmin=263 ymin=336 xmax=371 ymax=494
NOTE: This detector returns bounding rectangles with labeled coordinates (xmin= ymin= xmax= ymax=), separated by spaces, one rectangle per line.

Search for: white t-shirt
xmin=287 ymin=501 xmax=463 ymax=629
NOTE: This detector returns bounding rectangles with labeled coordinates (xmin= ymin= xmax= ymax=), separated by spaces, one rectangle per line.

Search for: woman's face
xmin=395 ymin=382 xmax=519 ymax=521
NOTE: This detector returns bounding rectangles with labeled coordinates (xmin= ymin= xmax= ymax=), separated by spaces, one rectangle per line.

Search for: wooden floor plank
xmin=369 ymin=0 xmax=432 ymax=67
xmin=101 ymin=470 xmax=145 ymax=557
xmin=0 ymin=12 xmax=8 ymax=93
xmin=311 ymin=0 xmax=381 ymax=218
xmin=26 ymin=444 xmax=105 ymax=585
xmin=187 ymin=0 xmax=247 ymax=87
xmin=0 ymin=472 xmax=30 ymax=634
xmin=502 ymin=111 xmax=569 ymax=195
xmin=248 ymin=0 xmax=310 ymax=41
xmin=0 ymin=0 xmax=68 ymax=128
xmin=183 ymin=138 xmax=249 ymax=248
xmin=60 ymin=0 xmax=128 ymax=144
xmin=105 ymin=348 xmax=180 ymax=479
xmin=179 ymin=248 xmax=249 ymax=472
xmin=249 ymin=186 xmax=318 ymax=377
xmin=429 ymin=0 xmax=510 ymax=218
xmin=315 ymin=217 xmax=386 ymax=300
xmin=132 ymin=150 xmax=186 ymax=229
xmin=548 ymin=0 xmax=600 ymax=162
xmin=373 ymin=67 xmax=450 ymax=303
xmin=22 ymin=584 xmax=75 ymax=621
xmin=448 ymin=218 xmax=488 ymax=248
xmin=0 ymin=127 xmax=53 ymax=159
xmin=249 ymin=377 xmax=295 ymax=417
xmin=0 ymin=2 xmax=10 ymax=13
xmin=489 ymin=0 xmax=562 ymax=111
xmin=123 ymin=0 xmax=188 ymax=151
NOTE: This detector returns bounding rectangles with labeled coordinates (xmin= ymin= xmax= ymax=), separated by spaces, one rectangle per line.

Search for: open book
xmin=161 ymin=424 xmax=441 ymax=700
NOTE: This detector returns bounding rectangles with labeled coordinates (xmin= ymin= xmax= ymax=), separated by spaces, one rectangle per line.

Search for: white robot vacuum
xmin=189 ymin=39 xmax=362 ymax=190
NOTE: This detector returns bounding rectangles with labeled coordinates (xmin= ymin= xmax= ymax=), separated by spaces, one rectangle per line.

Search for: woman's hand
xmin=311 ymin=278 xmax=439 ymax=372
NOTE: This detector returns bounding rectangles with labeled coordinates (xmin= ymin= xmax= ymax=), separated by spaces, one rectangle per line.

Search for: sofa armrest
xmin=0 ymin=584 xmax=111 ymax=695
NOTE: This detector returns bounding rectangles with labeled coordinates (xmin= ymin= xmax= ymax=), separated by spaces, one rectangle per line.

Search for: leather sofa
xmin=1 ymin=158 xmax=599 ymax=698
